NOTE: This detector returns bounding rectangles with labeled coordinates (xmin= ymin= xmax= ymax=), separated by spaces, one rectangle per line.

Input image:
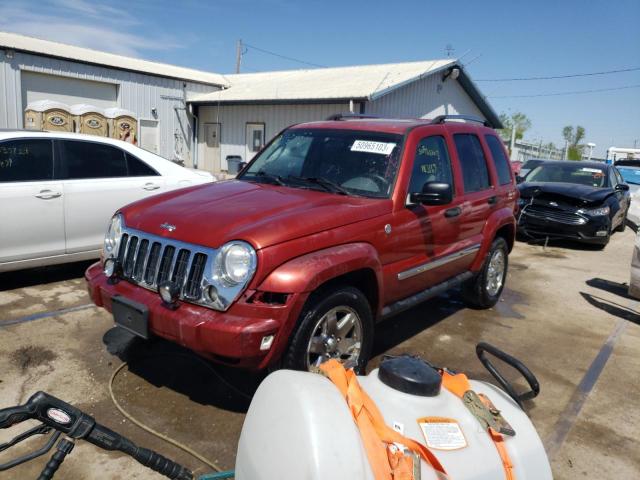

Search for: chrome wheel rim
xmin=306 ymin=306 xmax=363 ymax=370
xmin=486 ymin=249 xmax=505 ymax=297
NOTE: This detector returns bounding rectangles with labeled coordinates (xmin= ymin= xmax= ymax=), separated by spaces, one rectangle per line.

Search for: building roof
xmin=0 ymin=31 xmax=229 ymax=87
xmin=188 ymin=60 xmax=502 ymax=128
xmin=189 ymin=60 xmax=455 ymax=103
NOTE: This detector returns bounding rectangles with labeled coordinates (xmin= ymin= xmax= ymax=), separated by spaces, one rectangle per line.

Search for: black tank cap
xmin=378 ymin=355 xmax=442 ymax=397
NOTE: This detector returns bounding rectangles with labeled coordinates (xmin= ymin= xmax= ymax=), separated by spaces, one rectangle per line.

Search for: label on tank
xmin=417 ymin=417 xmax=467 ymax=450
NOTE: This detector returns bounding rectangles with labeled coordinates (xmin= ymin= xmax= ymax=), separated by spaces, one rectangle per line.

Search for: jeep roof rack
xmin=431 ymin=114 xmax=492 ymax=127
xmin=325 ymin=113 xmax=382 ymax=121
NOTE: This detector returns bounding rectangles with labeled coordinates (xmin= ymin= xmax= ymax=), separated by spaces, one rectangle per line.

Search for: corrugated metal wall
xmin=0 ymin=50 xmax=218 ymax=161
xmin=198 ymin=102 xmax=353 ymax=170
xmin=365 ymin=74 xmax=485 ymax=120
xmin=197 ymin=75 xmax=486 ymax=173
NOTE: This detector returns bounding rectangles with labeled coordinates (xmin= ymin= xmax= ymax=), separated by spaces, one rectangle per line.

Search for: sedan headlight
xmin=578 ymin=206 xmax=610 ymax=217
xmin=103 ymin=214 xmax=123 ymax=259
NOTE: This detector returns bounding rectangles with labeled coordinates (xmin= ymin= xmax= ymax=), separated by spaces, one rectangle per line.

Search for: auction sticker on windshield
xmin=581 ymin=168 xmax=603 ymax=173
xmin=351 ymin=140 xmax=396 ymax=155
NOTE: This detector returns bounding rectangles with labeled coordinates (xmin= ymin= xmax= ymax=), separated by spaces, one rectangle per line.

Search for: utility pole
xmin=509 ymin=125 xmax=516 ymax=156
xmin=563 ymin=140 xmax=568 ymax=161
xmin=235 ymin=39 xmax=243 ymax=74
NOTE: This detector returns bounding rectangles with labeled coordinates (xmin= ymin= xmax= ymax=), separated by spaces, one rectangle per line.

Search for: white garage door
xmin=21 ymin=71 xmax=118 ymax=109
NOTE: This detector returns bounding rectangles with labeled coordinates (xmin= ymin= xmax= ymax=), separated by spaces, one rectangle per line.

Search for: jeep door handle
xmin=143 ymin=183 xmax=160 ymax=191
xmin=488 ymin=196 xmax=498 ymax=205
xmin=35 ymin=190 xmax=62 ymax=199
xmin=445 ymin=207 xmax=462 ymax=218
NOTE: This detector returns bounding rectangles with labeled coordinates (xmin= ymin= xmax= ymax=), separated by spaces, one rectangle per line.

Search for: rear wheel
xmin=282 ymin=286 xmax=374 ymax=373
xmin=462 ymin=237 xmax=509 ymax=309
xmin=615 ymin=210 xmax=628 ymax=233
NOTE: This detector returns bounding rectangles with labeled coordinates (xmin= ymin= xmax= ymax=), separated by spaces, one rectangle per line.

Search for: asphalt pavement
xmin=0 ymin=230 xmax=638 ymax=479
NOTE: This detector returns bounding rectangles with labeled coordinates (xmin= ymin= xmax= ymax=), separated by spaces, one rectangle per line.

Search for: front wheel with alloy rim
xmin=282 ymin=286 xmax=374 ymax=373
xmin=462 ymin=237 xmax=509 ymax=309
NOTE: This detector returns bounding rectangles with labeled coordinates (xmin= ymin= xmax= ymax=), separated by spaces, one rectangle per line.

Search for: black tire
xmin=462 ymin=237 xmax=509 ymax=309
xmin=615 ymin=211 xmax=627 ymax=233
xmin=282 ymin=286 xmax=374 ymax=373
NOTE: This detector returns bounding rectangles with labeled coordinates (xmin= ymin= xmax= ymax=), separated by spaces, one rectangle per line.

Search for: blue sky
xmin=1 ymin=0 xmax=638 ymax=157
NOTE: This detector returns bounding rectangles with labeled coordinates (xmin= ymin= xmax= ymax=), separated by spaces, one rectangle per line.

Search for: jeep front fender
xmin=258 ymin=242 xmax=383 ymax=296
xmin=470 ymin=207 xmax=516 ymax=271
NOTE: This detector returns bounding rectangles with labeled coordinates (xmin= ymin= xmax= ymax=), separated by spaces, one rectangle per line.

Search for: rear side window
xmin=58 ymin=140 xmax=127 ymax=179
xmin=126 ymin=153 xmax=158 ymax=176
xmin=408 ymin=136 xmax=453 ymax=194
xmin=485 ymin=135 xmax=512 ymax=185
xmin=453 ymin=134 xmax=491 ymax=193
xmin=0 ymin=139 xmax=53 ymax=182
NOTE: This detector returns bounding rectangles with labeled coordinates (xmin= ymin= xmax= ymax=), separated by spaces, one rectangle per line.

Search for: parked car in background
xmin=616 ymin=166 xmax=640 ymax=228
xmin=629 ymin=230 xmax=640 ymax=299
xmin=517 ymin=161 xmax=630 ymax=248
xmin=87 ymin=114 xmax=518 ymax=372
xmin=519 ymin=158 xmax=548 ymax=179
xmin=510 ymin=160 xmax=523 ymax=176
xmin=0 ymin=130 xmax=214 ymax=272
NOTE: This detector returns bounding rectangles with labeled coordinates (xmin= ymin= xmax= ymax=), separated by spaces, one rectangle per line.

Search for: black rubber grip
xmin=476 ymin=342 xmax=540 ymax=408
xmin=0 ymin=406 xmax=31 ymax=429
xmin=37 ymin=438 xmax=74 ymax=480
xmin=133 ymin=447 xmax=193 ymax=480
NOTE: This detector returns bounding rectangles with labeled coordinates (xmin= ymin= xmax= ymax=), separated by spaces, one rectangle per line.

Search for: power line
xmin=477 ymin=66 xmax=640 ymax=82
xmin=242 ymin=42 xmax=327 ymax=69
xmin=488 ymin=84 xmax=640 ymax=98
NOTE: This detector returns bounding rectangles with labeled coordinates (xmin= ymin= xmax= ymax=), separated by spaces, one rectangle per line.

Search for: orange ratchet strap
xmin=320 ymin=359 xmax=448 ymax=480
xmin=441 ymin=371 xmax=516 ymax=480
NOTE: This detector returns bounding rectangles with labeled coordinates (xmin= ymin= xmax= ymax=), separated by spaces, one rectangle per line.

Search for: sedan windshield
xmin=526 ymin=163 xmax=607 ymax=188
xmin=239 ymin=129 xmax=403 ymax=198
xmin=617 ymin=167 xmax=640 ymax=185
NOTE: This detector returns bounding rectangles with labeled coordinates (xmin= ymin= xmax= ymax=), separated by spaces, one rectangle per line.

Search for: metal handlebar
xmin=0 ymin=391 xmax=193 ymax=480
xmin=476 ymin=342 xmax=540 ymax=408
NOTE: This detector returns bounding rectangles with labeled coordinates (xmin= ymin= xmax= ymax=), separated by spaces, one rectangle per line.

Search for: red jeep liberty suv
xmin=86 ymin=115 xmax=517 ymax=372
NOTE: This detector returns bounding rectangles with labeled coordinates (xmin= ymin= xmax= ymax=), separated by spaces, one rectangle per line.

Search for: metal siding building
xmin=190 ymin=61 xmax=500 ymax=172
xmin=0 ymin=32 xmax=224 ymax=162
xmin=2 ymin=32 xmax=501 ymax=174
xmin=196 ymin=102 xmax=358 ymax=172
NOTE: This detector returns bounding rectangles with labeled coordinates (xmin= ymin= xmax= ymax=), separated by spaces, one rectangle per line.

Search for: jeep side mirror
xmin=516 ymin=175 xmax=525 ymax=184
xmin=616 ymin=183 xmax=630 ymax=191
xmin=409 ymin=182 xmax=453 ymax=205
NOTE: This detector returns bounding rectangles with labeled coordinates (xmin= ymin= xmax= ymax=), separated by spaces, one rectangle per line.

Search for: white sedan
xmin=0 ymin=130 xmax=214 ymax=272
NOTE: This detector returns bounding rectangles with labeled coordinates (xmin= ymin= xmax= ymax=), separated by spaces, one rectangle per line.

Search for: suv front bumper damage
xmin=85 ymin=262 xmax=307 ymax=369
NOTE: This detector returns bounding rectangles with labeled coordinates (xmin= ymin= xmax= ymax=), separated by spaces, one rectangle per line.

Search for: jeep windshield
xmin=239 ymin=128 xmax=403 ymax=198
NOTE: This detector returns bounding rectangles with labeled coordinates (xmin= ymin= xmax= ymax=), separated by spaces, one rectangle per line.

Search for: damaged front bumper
xmin=517 ymin=205 xmax=611 ymax=244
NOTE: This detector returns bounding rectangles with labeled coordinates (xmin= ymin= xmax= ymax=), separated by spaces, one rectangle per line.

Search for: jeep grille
xmin=117 ymin=229 xmax=215 ymax=302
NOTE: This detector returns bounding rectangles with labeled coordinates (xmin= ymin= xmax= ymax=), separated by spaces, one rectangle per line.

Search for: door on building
xmin=139 ymin=119 xmax=160 ymax=154
xmin=21 ymin=71 xmax=117 ymax=110
xmin=245 ymin=123 xmax=265 ymax=163
xmin=202 ymin=122 xmax=221 ymax=172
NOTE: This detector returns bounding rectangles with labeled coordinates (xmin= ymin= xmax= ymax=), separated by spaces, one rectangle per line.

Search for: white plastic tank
xmin=235 ymin=362 xmax=552 ymax=480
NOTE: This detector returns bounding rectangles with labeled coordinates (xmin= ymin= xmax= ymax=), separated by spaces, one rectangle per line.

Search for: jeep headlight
xmin=103 ymin=214 xmax=123 ymax=259
xmin=213 ymin=240 xmax=257 ymax=288
xmin=578 ymin=206 xmax=610 ymax=217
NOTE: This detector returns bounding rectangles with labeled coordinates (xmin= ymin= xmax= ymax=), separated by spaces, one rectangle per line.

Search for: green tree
xmin=562 ymin=126 xmax=586 ymax=160
xmin=499 ymin=112 xmax=532 ymax=142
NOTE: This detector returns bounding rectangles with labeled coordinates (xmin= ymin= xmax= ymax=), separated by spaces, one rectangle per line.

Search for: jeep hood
xmin=518 ymin=182 xmax=613 ymax=206
xmin=121 ymin=180 xmax=391 ymax=249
